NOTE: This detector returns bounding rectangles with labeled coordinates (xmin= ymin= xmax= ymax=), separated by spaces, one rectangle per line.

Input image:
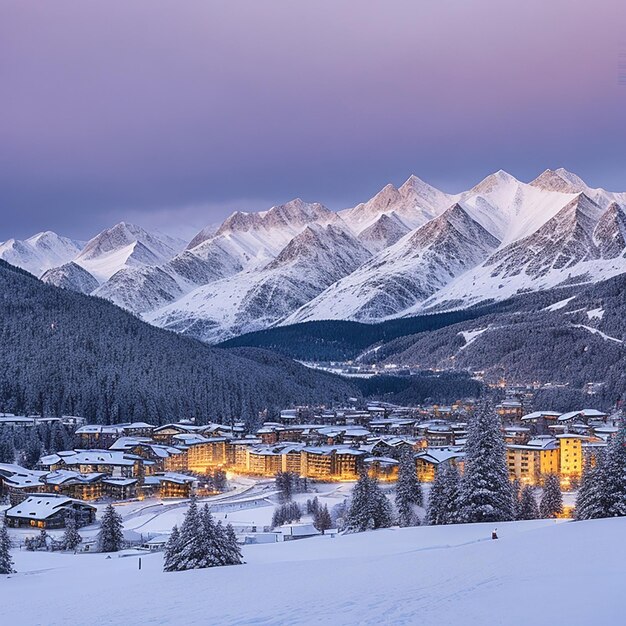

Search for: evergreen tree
xmin=97 ymin=504 xmax=124 ymax=552
xmin=200 ymin=505 xmax=221 ymax=568
xmin=459 ymin=406 xmax=514 ymax=523
xmin=35 ymin=529 xmax=49 ymax=551
xmin=176 ymin=496 xmax=205 ymax=570
xmin=395 ymin=448 xmax=423 ymax=527
xmin=22 ymin=427 xmax=42 ymax=469
xmin=224 ymin=523 xmax=243 ymax=565
xmin=0 ymin=427 xmax=15 ymax=464
xmin=313 ymin=504 xmax=332 ymax=534
xmin=575 ymin=459 xmax=604 ymax=520
xmin=511 ymin=478 xmax=522 ymax=519
xmin=427 ymin=462 xmax=461 ymax=525
xmin=163 ymin=525 xmax=181 ymax=572
xmin=62 ymin=513 xmax=82 ymax=551
xmin=539 ymin=474 xmax=563 ymax=519
xmin=345 ymin=471 xmax=393 ymax=532
xmin=0 ymin=518 xmax=15 ymax=574
xmin=598 ymin=423 xmax=626 ymax=518
xmin=517 ymin=486 xmax=539 ymax=520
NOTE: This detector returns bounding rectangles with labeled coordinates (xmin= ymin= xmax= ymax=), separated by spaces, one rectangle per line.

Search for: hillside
xmin=0 ymin=260 xmax=357 ymax=426
xmin=363 ymin=274 xmax=626 ymax=408
xmin=5 ymin=517 xmax=624 ymax=625
xmin=218 ymin=286 xmax=584 ymax=360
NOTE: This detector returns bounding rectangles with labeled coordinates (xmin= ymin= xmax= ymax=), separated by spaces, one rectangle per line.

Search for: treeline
xmin=218 ymin=286 xmax=583 ymax=361
xmin=350 ymin=372 xmax=482 ymax=404
xmin=0 ymin=260 xmax=357 ymax=428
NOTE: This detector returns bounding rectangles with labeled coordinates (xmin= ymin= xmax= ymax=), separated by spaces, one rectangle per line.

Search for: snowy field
xmin=1 ymin=516 xmax=623 ymax=625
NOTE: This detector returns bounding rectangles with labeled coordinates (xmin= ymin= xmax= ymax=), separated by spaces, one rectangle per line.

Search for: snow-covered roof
xmin=75 ymin=424 xmax=124 ymax=434
xmin=0 ymin=463 xmax=46 ymax=488
xmin=521 ymin=411 xmax=561 ymax=421
xmin=54 ymin=450 xmax=139 ymax=466
xmin=43 ymin=470 xmax=104 ymax=485
xmin=417 ymin=448 xmax=464 ymax=465
xmin=5 ymin=494 xmax=95 ymax=520
xmin=558 ymin=409 xmax=608 ymax=422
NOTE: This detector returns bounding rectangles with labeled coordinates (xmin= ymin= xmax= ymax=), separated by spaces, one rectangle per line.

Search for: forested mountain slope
xmin=0 ymin=260 xmax=357 ymax=426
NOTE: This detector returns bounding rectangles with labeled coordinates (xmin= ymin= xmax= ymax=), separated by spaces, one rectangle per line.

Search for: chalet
xmin=4 ymin=494 xmax=96 ymax=529
xmin=42 ymin=470 xmax=104 ymax=500
xmin=557 ymin=409 xmax=608 ymax=425
xmin=74 ymin=425 xmax=125 ymax=449
xmin=496 ymin=400 xmax=524 ymax=420
xmin=0 ymin=463 xmax=46 ymax=504
xmin=521 ymin=411 xmax=561 ymax=435
xmin=415 ymin=448 xmax=464 ymax=482
xmin=102 ymin=477 xmax=138 ymax=500
xmin=41 ymin=450 xmax=144 ymax=478
xmin=143 ymin=473 xmax=197 ymax=499
xmin=152 ymin=423 xmax=200 ymax=445
xmin=365 ymin=456 xmax=399 ymax=481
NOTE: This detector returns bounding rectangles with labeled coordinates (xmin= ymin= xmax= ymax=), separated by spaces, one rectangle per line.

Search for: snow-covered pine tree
xmin=313 ymin=504 xmax=332 ymax=534
xmin=22 ymin=427 xmax=42 ymax=469
xmin=575 ymin=457 xmax=604 ymax=520
xmin=459 ymin=405 xmax=515 ymax=523
xmin=427 ymin=462 xmax=461 ymax=525
xmin=426 ymin=464 xmax=447 ymax=525
xmin=62 ymin=513 xmax=82 ymax=551
xmin=598 ymin=421 xmax=626 ymax=518
xmin=204 ymin=511 xmax=225 ymax=567
xmin=176 ymin=496 xmax=206 ymax=570
xmin=395 ymin=448 xmax=423 ymax=527
xmin=163 ymin=524 xmax=181 ymax=572
xmin=0 ymin=518 xmax=15 ymax=574
xmin=440 ymin=463 xmax=462 ymax=524
xmin=345 ymin=471 xmax=393 ymax=532
xmin=517 ymin=486 xmax=539 ymax=520
xmin=225 ymin=523 xmax=243 ymax=565
xmin=539 ymin=474 xmax=563 ymax=519
xmin=0 ymin=427 xmax=15 ymax=464
xmin=511 ymin=478 xmax=521 ymax=519
xmin=97 ymin=503 xmax=124 ymax=553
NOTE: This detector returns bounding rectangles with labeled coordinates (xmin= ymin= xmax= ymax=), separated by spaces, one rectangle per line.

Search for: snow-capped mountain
xmin=339 ymin=174 xmax=451 ymax=234
xmin=5 ymin=168 xmax=626 ymax=343
xmin=73 ymin=222 xmax=186 ymax=283
xmin=0 ymin=231 xmax=83 ymax=277
xmin=285 ymin=204 xmax=500 ymax=324
xmin=41 ymin=262 xmax=100 ymax=294
xmin=147 ymin=223 xmax=371 ymax=342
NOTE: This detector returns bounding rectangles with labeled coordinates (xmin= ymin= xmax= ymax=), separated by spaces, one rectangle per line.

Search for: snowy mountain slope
xmin=6 ymin=518 xmax=625 ymax=626
xmin=285 ymin=204 xmax=500 ymax=324
xmin=0 ymin=231 xmax=83 ymax=277
xmin=195 ymin=198 xmax=344 ymax=271
xmin=94 ymin=199 xmax=343 ymax=315
xmin=4 ymin=168 xmax=625 ymax=341
xmin=357 ymin=212 xmax=411 ymax=253
xmin=147 ymin=223 xmax=372 ymax=342
xmin=339 ymin=174 xmax=452 ymax=234
xmin=73 ymin=222 xmax=185 ymax=283
xmin=41 ymin=261 xmax=100 ymax=294
xmin=457 ymin=170 xmax=579 ymax=245
xmin=419 ymin=193 xmax=626 ymax=313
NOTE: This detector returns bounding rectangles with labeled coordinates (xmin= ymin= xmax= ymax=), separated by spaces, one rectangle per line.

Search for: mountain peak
xmin=470 ymin=170 xmax=519 ymax=194
xmin=530 ymin=168 xmax=588 ymax=193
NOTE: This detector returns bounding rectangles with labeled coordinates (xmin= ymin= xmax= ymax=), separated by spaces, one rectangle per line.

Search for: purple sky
xmin=1 ymin=0 xmax=626 ymax=240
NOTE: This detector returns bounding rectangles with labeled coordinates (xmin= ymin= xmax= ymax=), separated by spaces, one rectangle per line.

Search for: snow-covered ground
xmin=2 ymin=516 xmax=623 ymax=625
